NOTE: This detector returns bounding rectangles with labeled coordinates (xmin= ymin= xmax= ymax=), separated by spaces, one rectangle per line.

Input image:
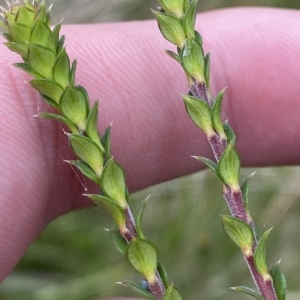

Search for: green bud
xmin=162 ymin=284 xmax=182 ymax=300
xmin=85 ymin=194 xmax=126 ymax=231
xmin=127 ymin=239 xmax=158 ymax=284
xmin=269 ymin=262 xmax=286 ymax=300
xmin=60 ymin=86 xmax=89 ymax=132
xmin=181 ymin=37 xmax=205 ymax=82
xmin=222 ymin=216 xmax=254 ymax=257
xmin=69 ymin=134 xmax=104 ymax=177
xmin=154 ymin=12 xmax=186 ymax=48
xmin=157 ymin=0 xmax=185 ymax=18
xmin=218 ymin=141 xmax=240 ymax=193
xmin=254 ymin=228 xmax=272 ymax=280
xmin=182 ymin=94 xmax=214 ymax=138
xmin=100 ymin=159 xmax=128 ymax=209
xmin=230 ymin=286 xmax=265 ymax=300
xmin=211 ymin=88 xmax=227 ymax=140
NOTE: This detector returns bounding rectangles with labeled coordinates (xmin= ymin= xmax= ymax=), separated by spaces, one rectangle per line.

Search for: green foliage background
xmin=1 ymin=0 xmax=300 ymax=299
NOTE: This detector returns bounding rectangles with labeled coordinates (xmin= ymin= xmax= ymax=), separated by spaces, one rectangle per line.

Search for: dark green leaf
xmin=192 ymin=156 xmax=218 ymax=175
xmin=157 ymin=260 xmax=169 ymax=288
xmin=110 ymin=229 xmax=128 ymax=255
xmin=118 ymin=280 xmax=155 ymax=300
xmin=69 ymin=60 xmax=77 ymax=86
xmin=127 ymin=239 xmax=157 ymax=284
xmin=165 ymin=50 xmax=181 ymax=64
xmin=241 ymin=172 xmax=256 ymax=211
xmin=204 ymin=52 xmax=210 ymax=89
xmin=49 ymin=23 xmax=61 ymax=52
xmin=53 ymin=49 xmax=70 ymax=87
xmin=211 ymin=88 xmax=226 ymax=140
xmin=4 ymin=42 xmax=27 ymax=58
xmin=101 ymin=125 xmax=112 ymax=162
xmin=14 ymin=63 xmax=42 ymax=79
xmin=183 ymin=0 xmax=197 ymax=38
xmin=269 ymin=262 xmax=286 ymax=300
xmin=162 ymin=284 xmax=182 ymax=300
xmin=137 ymin=197 xmax=150 ymax=239
xmin=223 ymin=120 xmax=236 ymax=144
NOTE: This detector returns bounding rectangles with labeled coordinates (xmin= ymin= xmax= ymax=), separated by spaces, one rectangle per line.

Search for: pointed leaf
xmin=204 ymin=52 xmax=210 ymax=88
xmin=165 ymin=50 xmax=181 ymax=64
xmin=30 ymin=20 xmax=51 ymax=47
xmin=49 ymin=23 xmax=61 ymax=52
xmin=30 ymin=79 xmax=63 ymax=104
xmin=183 ymin=0 xmax=197 ymax=38
xmin=4 ymin=42 xmax=27 ymax=57
xmin=182 ymin=95 xmax=214 ymax=137
xmin=211 ymin=88 xmax=227 ymax=140
xmin=254 ymin=228 xmax=272 ymax=279
xmin=223 ymin=120 xmax=236 ymax=144
xmin=222 ymin=216 xmax=254 ymax=257
xmin=39 ymin=112 xmax=79 ymax=134
xmin=14 ymin=63 xmax=42 ymax=78
xmin=154 ymin=12 xmax=186 ymax=48
xmin=127 ymin=239 xmax=157 ymax=284
xmin=60 ymin=86 xmax=89 ymax=132
xmin=162 ymin=284 xmax=182 ymax=300
xmin=241 ymin=172 xmax=256 ymax=211
xmin=181 ymin=37 xmax=205 ymax=82
xmin=85 ymin=194 xmax=126 ymax=229
xmin=118 ymin=280 xmax=155 ymax=300
xmin=192 ymin=156 xmax=218 ymax=175
xmin=137 ymin=197 xmax=149 ymax=239
xmin=110 ymin=229 xmax=128 ymax=255
xmin=15 ymin=6 xmax=35 ymax=27
xmin=194 ymin=30 xmax=203 ymax=45
xmin=28 ymin=44 xmax=56 ymax=78
xmin=218 ymin=141 xmax=240 ymax=193
xmin=53 ymin=49 xmax=70 ymax=87
xmin=231 ymin=286 xmax=265 ymax=300
xmin=157 ymin=260 xmax=169 ymax=288
xmin=69 ymin=134 xmax=104 ymax=177
xmin=269 ymin=262 xmax=286 ymax=300
xmin=100 ymin=159 xmax=127 ymax=209
xmin=101 ymin=125 xmax=112 ymax=161
xmin=66 ymin=160 xmax=100 ymax=185
xmin=86 ymin=101 xmax=104 ymax=152
xmin=69 ymin=60 xmax=77 ymax=85
xmin=41 ymin=95 xmax=60 ymax=109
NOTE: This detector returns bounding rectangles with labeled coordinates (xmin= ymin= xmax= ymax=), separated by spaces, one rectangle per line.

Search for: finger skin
xmin=0 ymin=7 xmax=300 ymax=281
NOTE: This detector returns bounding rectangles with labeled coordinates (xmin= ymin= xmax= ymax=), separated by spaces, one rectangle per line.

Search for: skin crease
xmin=0 ymin=6 xmax=300 ymax=298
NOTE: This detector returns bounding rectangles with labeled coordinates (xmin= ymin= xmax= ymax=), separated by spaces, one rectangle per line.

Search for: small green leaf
xmin=30 ymin=79 xmax=64 ymax=104
xmin=165 ymin=50 xmax=181 ymax=64
xmin=30 ymin=20 xmax=51 ymax=47
xmin=35 ymin=2 xmax=49 ymax=25
xmin=162 ymin=284 xmax=182 ymax=300
xmin=4 ymin=42 xmax=27 ymax=57
xmin=127 ymin=239 xmax=157 ymax=284
xmin=9 ymin=22 xmax=30 ymax=45
xmin=66 ymin=160 xmax=100 ymax=185
xmin=137 ymin=197 xmax=150 ymax=239
xmin=110 ymin=229 xmax=128 ymax=255
xmin=28 ymin=44 xmax=56 ymax=78
xmin=60 ymin=86 xmax=89 ymax=132
xmin=85 ymin=194 xmax=126 ymax=229
xmin=194 ymin=31 xmax=203 ymax=44
xmin=158 ymin=260 xmax=169 ymax=288
xmin=69 ymin=134 xmax=104 ymax=177
xmin=69 ymin=60 xmax=77 ymax=86
xmin=15 ymin=6 xmax=35 ymax=27
xmin=192 ymin=156 xmax=218 ymax=175
xmin=222 ymin=216 xmax=254 ymax=257
xmin=223 ymin=120 xmax=236 ymax=144
xmin=230 ymin=286 xmax=265 ymax=300
xmin=86 ymin=101 xmax=105 ymax=152
xmin=218 ymin=141 xmax=240 ymax=193
xmin=53 ymin=49 xmax=70 ymax=87
xmin=14 ymin=63 xmax=42 ymax=78
xmin=182 ymin=94 xmax=214 ymax=138
xmin=254 ymin=228 xmax=272 ymax=279
xmin=211 ymin=88 xmax=227 ymax=140
xmin=49 ymin=23 xmax=61 ymax=52
xmin=154 ymin=12 xmax=186 ymax=48
xmin=100 ymin=159 xmax=127 ymax=209
xmin=181 ymin=38 xmax=205 ymax=82
xmin=241 ymin=172 xmax=256 ymax=211
xmin=101 ymin=125 xmax=112 ymax=162
xmin=269 ymin=262 xmax=286 ymax=300
xmin=183 ymin=0 xmax=197 ymax=38
xmin=41 ymin=95 xmax=60 ymax=109
xmin=118 ymin=280 xmax=155 ymax=300
xmin=157 ymin=0 xmax=185 ymax=17
xmin=39 ymin=112 xmax=79 ymax=134
xmin=204 ymin=52 xmax=210 ymax=88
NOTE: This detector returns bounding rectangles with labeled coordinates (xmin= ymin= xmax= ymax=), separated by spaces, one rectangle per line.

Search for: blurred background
xmin=1 ymin=0 xmax=300 ymax=299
